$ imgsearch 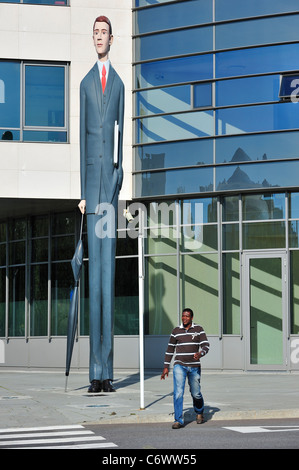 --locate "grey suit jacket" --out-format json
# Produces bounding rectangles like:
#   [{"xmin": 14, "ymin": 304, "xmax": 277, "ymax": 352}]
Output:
[{"xmin": 80, "ymin": 62, "xmax": 124, "ymax": 213}]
